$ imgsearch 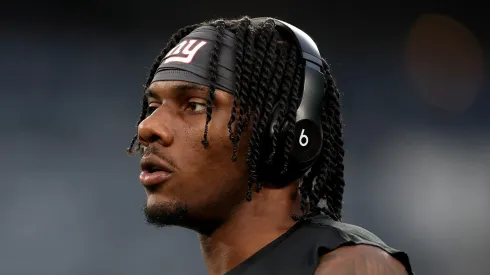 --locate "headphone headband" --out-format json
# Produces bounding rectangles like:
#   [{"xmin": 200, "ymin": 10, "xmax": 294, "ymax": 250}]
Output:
[
  {"xmin": 251, "ymin": 17, "xmax": 326, "ymax": 184},
  {"xmin": 251, "ymin": 18, "xmax": 323, "ymax": 69}
]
